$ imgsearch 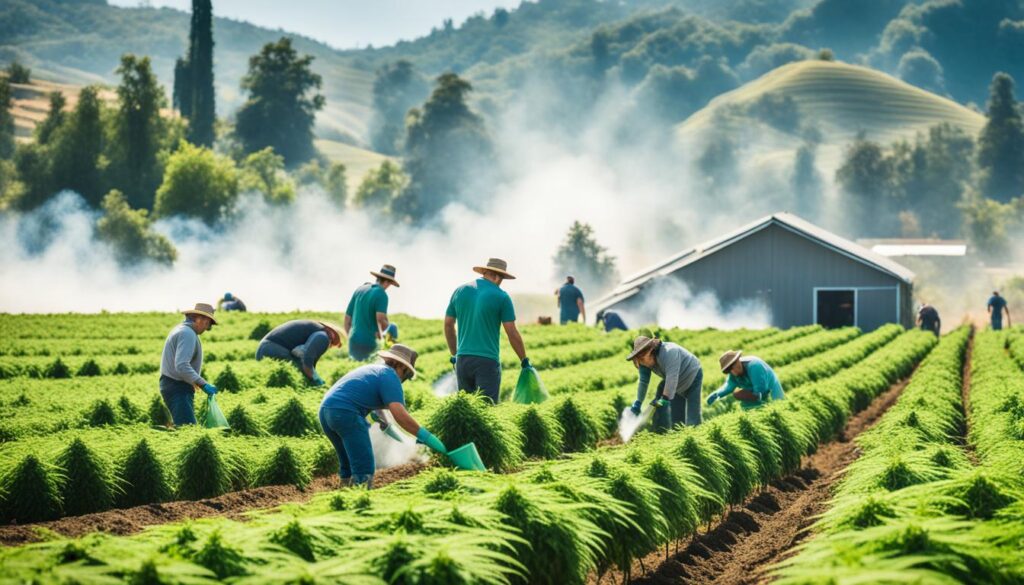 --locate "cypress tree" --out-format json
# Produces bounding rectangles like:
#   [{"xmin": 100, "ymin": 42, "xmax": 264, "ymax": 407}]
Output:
[
  {"xmin": 188, "ymin": 0, "xmax": 216, "ymax": 146},
  {"xmin": 977, "ymin": 72, "xmax": 1024, "ymax": 202},
  {"xmin": 110, "ymin": 55, "xmax": 166, "ymax": 209},
  {"xmin": 173, "ymin": 56, "xmax": 192, "ymax": 118}
]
